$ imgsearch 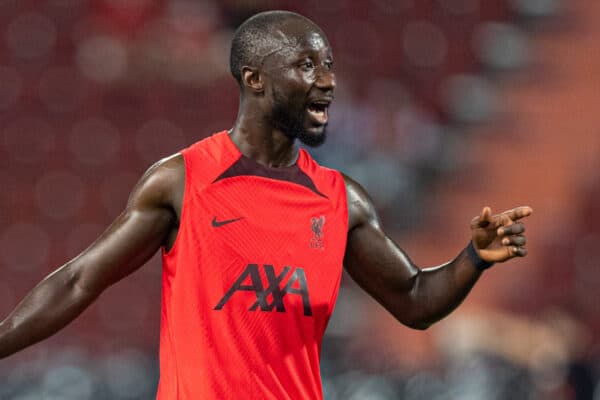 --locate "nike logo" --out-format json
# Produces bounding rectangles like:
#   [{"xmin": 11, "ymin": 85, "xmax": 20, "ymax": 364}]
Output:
[{"xmin": 212, "ymin": 216, "xmax": 244, "ymax": 227}]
